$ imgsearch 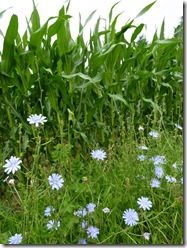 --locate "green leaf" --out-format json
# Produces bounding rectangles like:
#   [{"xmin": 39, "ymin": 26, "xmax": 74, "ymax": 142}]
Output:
[
  {"xmin": 1, "ymin": 14, "xmax": 18, "ymax": 73},
  {"xmin": 108, "ymin": 93, "xmax": 129, "ymax": 107},
  {"xmin": 135, "ymin": 1, "xmax": 156, "ymax": 19},
  {"xmin": 131, "ymin": 23, "xmax": 144, "ymax": 42}
]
